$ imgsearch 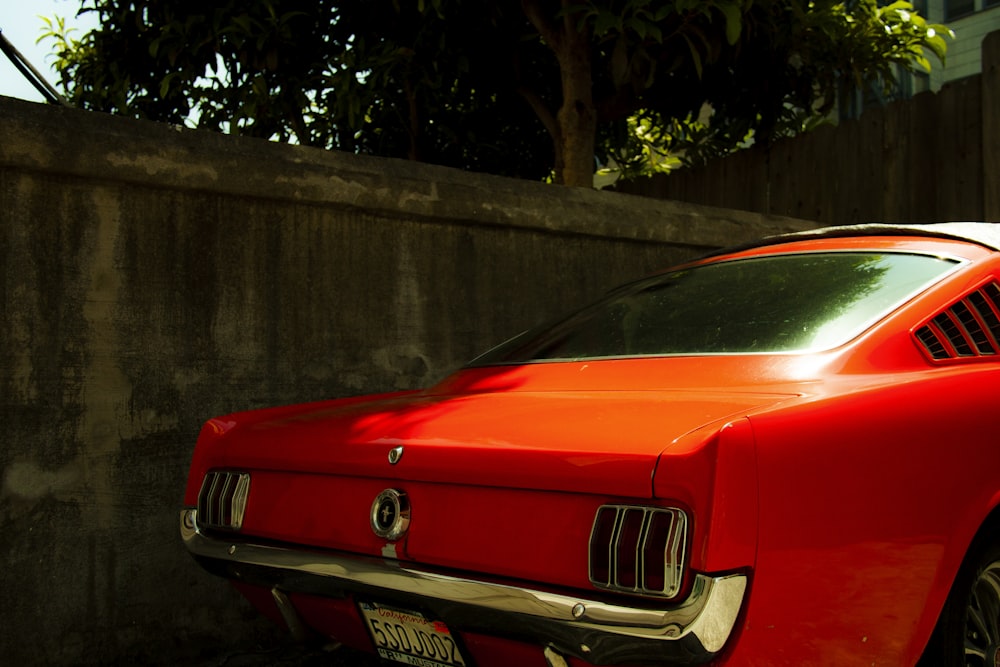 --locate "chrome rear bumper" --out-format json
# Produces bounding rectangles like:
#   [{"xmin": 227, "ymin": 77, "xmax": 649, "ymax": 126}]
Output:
[{"xmin": 180, "ymin": 508, "xmax": 746, "ymax": 665}]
